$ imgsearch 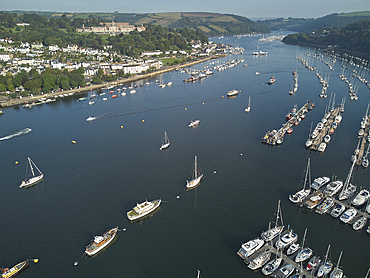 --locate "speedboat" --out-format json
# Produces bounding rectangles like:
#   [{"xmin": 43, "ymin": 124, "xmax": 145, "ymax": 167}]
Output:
[
  {"xmin": 352, "ymin": 189, "xmax": 370, "ymax": 206},
  {"xmin": 295, "ymin": 247, "xmax": 313, "ymax": 263},
  {"xmin": 237, "ymin": 238, "xmax": 264, "ymax": 259},
  {"xmin": 324, "ymin": 180, "xmax": 343, "ymax": 197},
  {"xmin": 86, "ymin": 116, "xmax": 95, "ymax": 122},
  {"xmin": 227, "ymin": 89, "xmax": 239, "ymax": 97},
  {"xmin": 189, "ymin": 120, "xmax": 200, "ymax": 128},
  {"xmin": 340, "ymin": 208, "xmax": 357, "ymax": 224},
  {"xmin": 278, "ymin": 264, "xmax": 295, "ymax": 277},
  {"xmin": 330, "ymin": 204, "xmax": 345, "ymax": 218},
  {"xmin": 353, "ymin": 216, "xmax": 367, "ymax": 231},
  {"xmin": 276, "ymin": 230, "xmax": 298, "ymax": 249},
  {"xmin": 286, "ymin": 242, "xmax": 300, "ymax": 255},
  {"xmin": 262, "ymin": 257, "xmax": 282, "ymax": 276},
  {"xmin": 289, "ymin": 188, "xmax": 310, "ymax": 203},
  {"xmin": 311, "ymin": 177, "xmax": 330, "ymax": 190},
  {"xmin": 318, "ymin": 142, "xmax": 327, "ymax": 152},
  {"xmin": 306, "ymin": 256, "xmax": 321, "ymax": 271}
]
